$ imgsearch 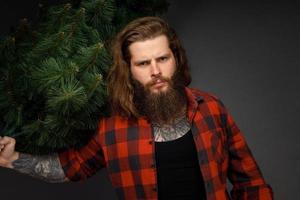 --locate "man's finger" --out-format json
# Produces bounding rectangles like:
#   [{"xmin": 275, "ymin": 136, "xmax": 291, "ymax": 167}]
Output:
[
  {"xmin": 0, "ymin": 136, "xmax": 14, "ymax": 145},
  {"xmin": 0, "ymin": 144, "xmax": 4, "ymax": 152}
]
